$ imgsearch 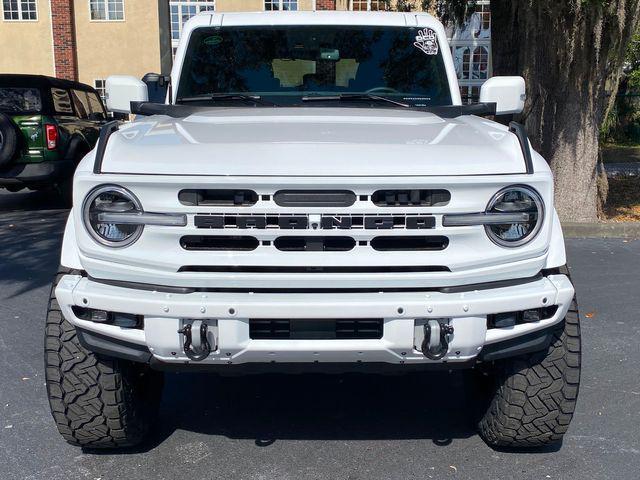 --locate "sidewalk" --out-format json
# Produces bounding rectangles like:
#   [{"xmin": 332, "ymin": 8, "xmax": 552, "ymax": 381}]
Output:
[{"xmin": 562, "ymin": 222, "xmax": 640, "ymax": 239}]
